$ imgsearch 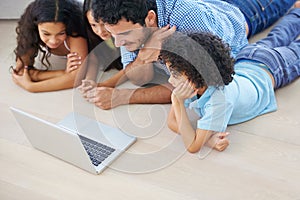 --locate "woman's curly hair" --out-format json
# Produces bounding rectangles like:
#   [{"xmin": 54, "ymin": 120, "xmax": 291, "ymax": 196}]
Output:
[
  {"xmin": 14, "ymin": 0, "xmax": 86, "ymax": 69},
  {"xmin": 160, "ymin": 32, "xmax": 235, "ymax": 88}
]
